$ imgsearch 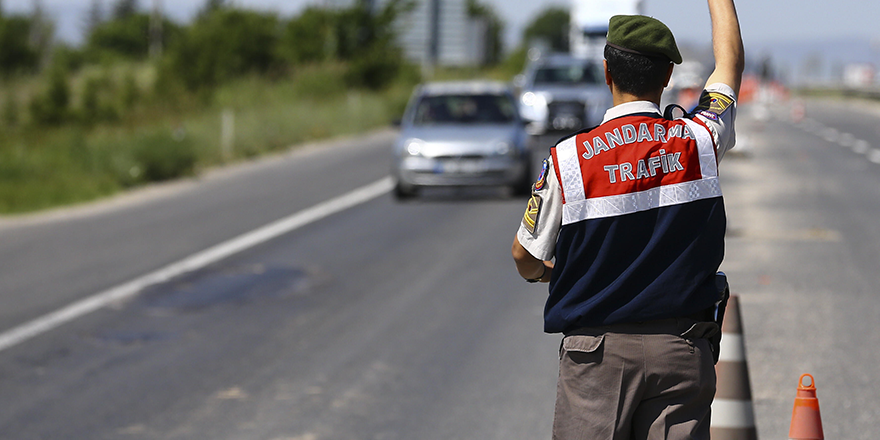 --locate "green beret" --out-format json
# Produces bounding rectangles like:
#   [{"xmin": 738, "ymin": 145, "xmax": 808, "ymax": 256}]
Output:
[{"xmin": 606, "ymin": 15, "xmax": 682, "ymax": 64}]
